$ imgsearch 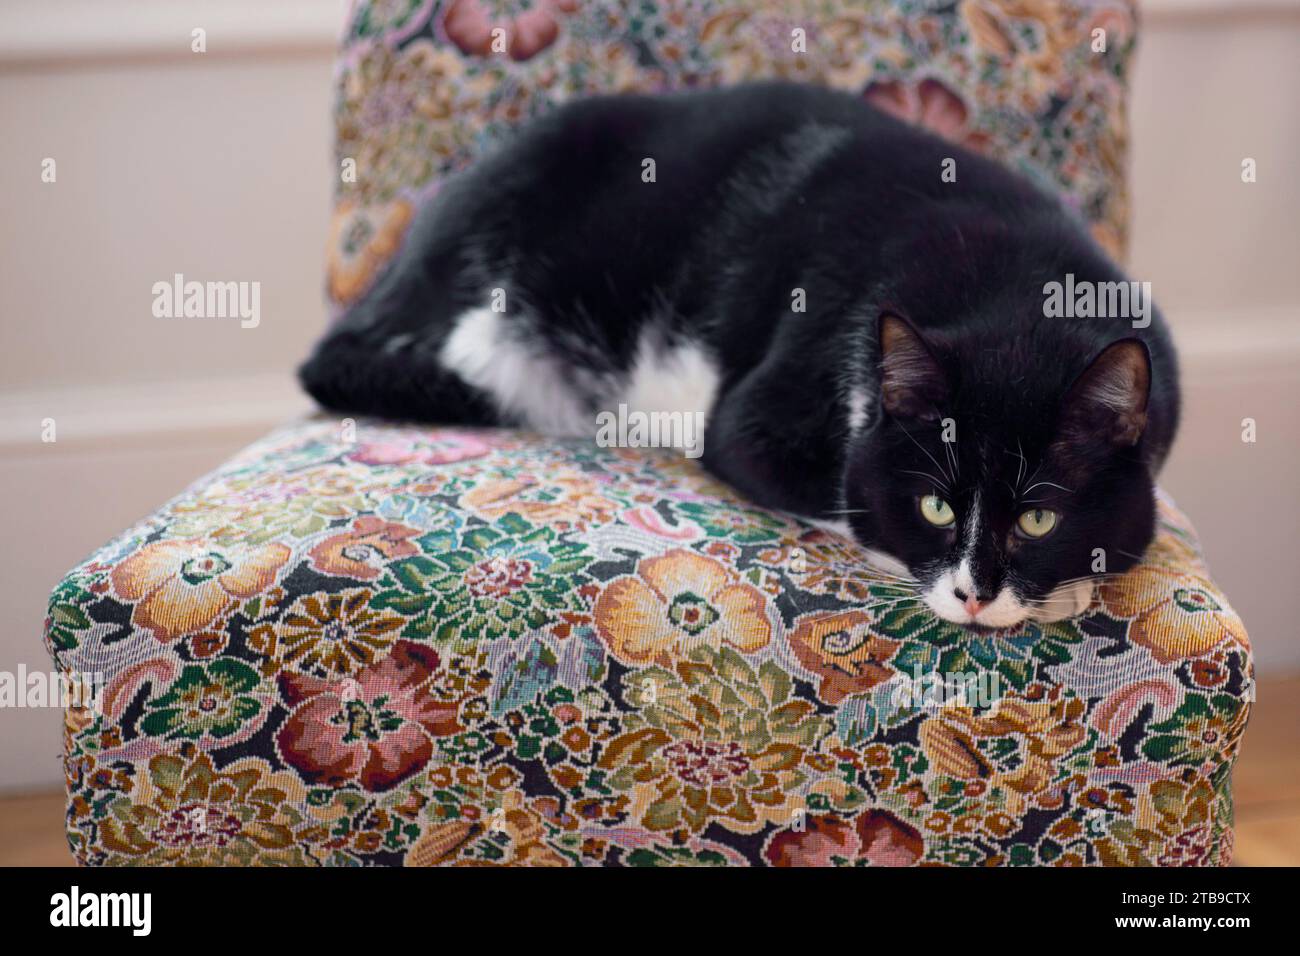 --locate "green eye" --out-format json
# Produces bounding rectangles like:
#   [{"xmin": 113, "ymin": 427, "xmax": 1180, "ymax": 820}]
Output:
[
  {"xmin": 919, "ymin": 495, "xmax": 955, "ymax": 528},
  {"xmin": 1017, "ymin": 508, "xmax": 1059, "ymax": 538}
]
